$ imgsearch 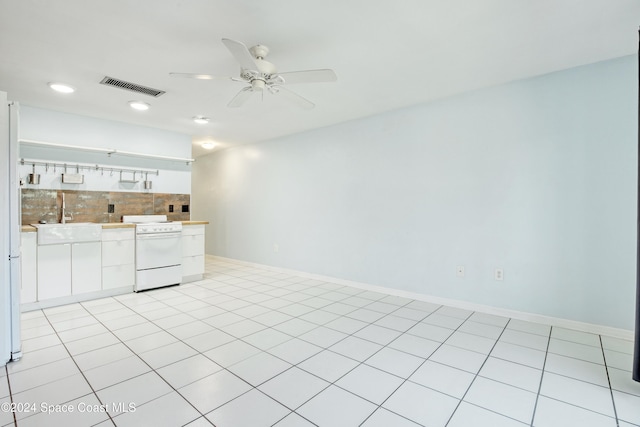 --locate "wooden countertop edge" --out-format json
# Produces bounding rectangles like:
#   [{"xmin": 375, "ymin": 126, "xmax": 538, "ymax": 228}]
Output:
[
  {"xmin": 22, "ymin": 221, "xmax": 208, "ymax": 232},
  {"xmin": 101, "ymin": 223, "xmax": 136, "ymax": 229}
]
